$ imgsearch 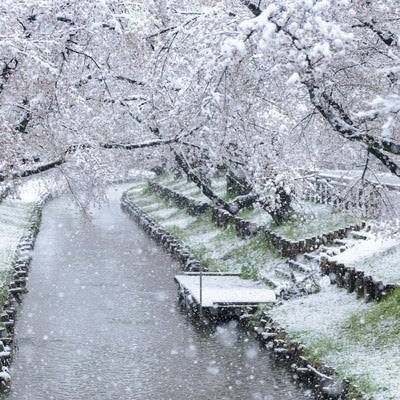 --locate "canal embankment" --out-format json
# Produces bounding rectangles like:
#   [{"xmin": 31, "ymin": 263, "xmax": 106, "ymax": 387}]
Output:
[
  {"xmin": 0, "ymin": 186, "xmax": 50, "ymax": 390},
  {"xmin": 123, "ymin": 177, "xmax": 400, "ymax": 400}
]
